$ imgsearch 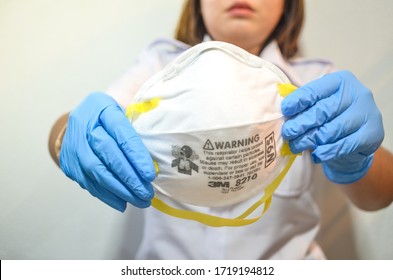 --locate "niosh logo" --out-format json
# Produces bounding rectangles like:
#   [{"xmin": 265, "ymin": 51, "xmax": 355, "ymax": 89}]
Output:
[
  {"xmin": 171, "ymin": 145, "xmax": 199, "ymax": 175},
  {"xmin": 212, "ymin": 134, "xmax": 260, "ymax": 150}
]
